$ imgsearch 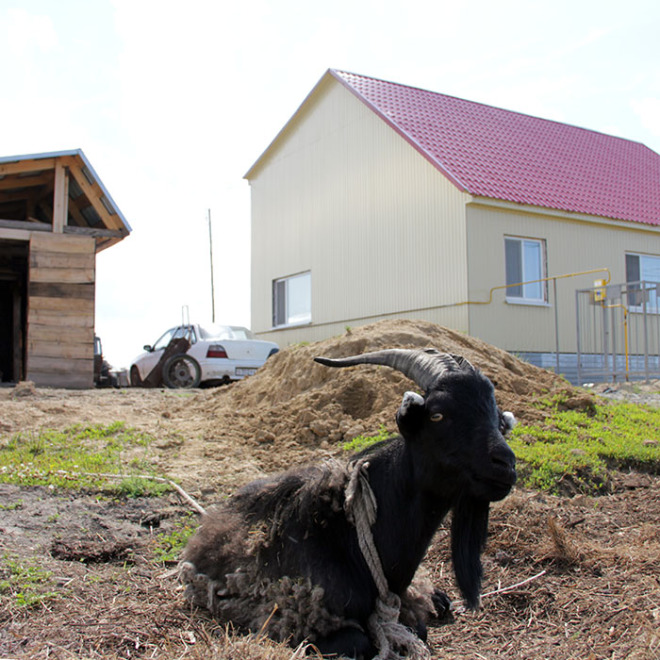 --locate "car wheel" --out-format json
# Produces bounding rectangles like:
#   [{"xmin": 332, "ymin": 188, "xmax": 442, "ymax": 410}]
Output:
[
  {"xmin": 162, "ymin": 354, "xmax": 202, "ymax": 389},
  {"xmin": 130, "ymin": 366, "xmax": 142, "ymax": 387}
]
